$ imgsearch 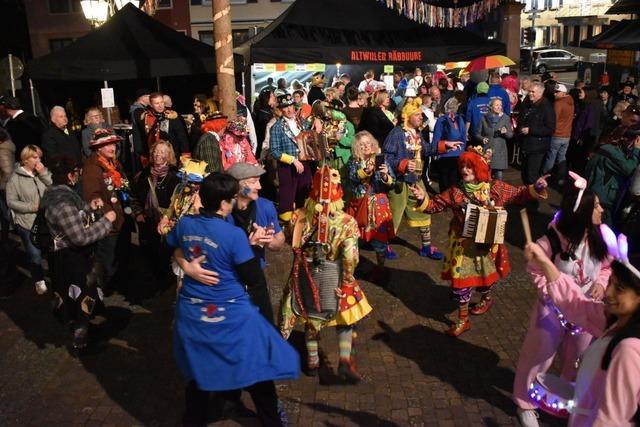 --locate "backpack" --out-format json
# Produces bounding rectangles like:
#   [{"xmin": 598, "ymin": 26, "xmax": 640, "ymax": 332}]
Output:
[{"xmin": 30, "ymin": 208, "xmax": 53, "ymax": 252}]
